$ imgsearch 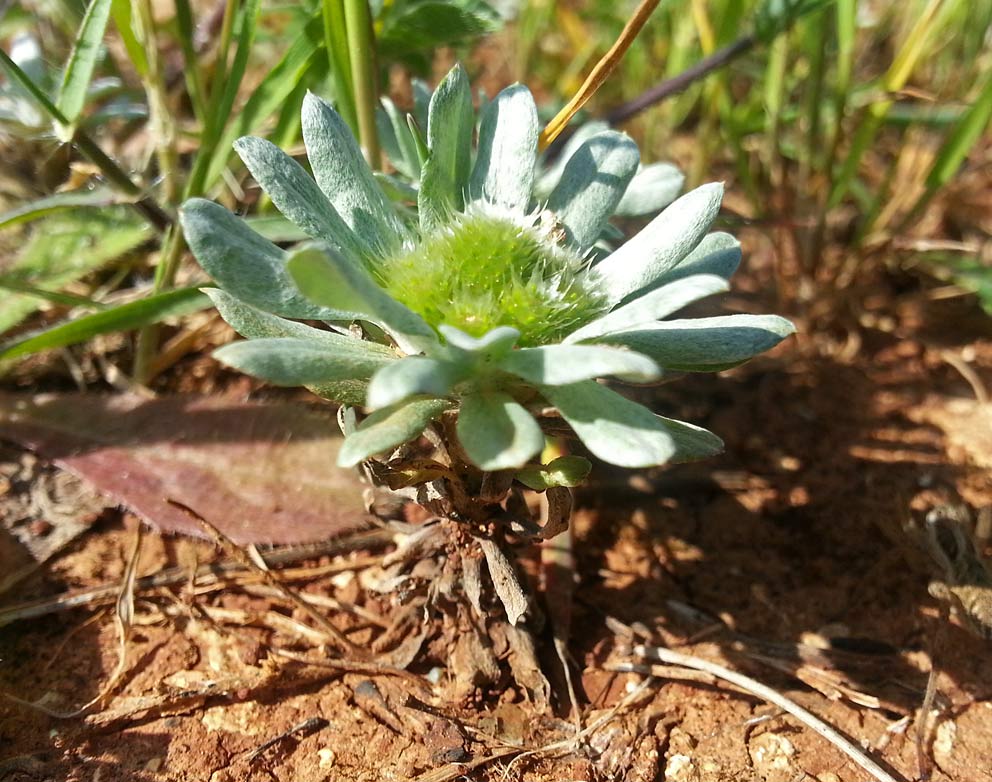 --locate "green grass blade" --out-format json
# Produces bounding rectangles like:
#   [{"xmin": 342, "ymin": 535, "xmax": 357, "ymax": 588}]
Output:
[
  {"xmin": 896, "ymin": 70, "xmax": 992, "ymax": 229},
  {"xmin": 173, "ymin": 0, "xmax": 208, "ymax": 124},
  {"xmin": 0, "ymin": 278, "xmax": 106, "ymax": 310},
  {"xmin": 57, "ymin": 0, "xmax": 113, "ymax": 125},
  {"xmin": 925, "ymin": 73, "xmax": 992, "ymax": 190},
  {"xmin": 185, "ymin": 0, "xmax": 262, "ymax": 198},
  {"xmin": 322, "ymin": 0, "xmax": 358, "ymax": 135},
  {"xmin": 109, "ymin": 0, "xmax": 149, "ymax": 76},
  {"xmin": 0, "ymin": 288, "xmax": 210, "ymax": 361},
  {"xmin": 202, "ymin": 11, "xmax": 323, "ymax": 191},
  {"xmin": 0, "ymin": 48, "xmax": 68, "ymax": 124},
  {"xmin": 828, "ymin": 0, "xmax": 945, "ymax": 209},
  {"xmin": 0, "ymin": 189, "xmax": 117, "ymax": 229}
]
